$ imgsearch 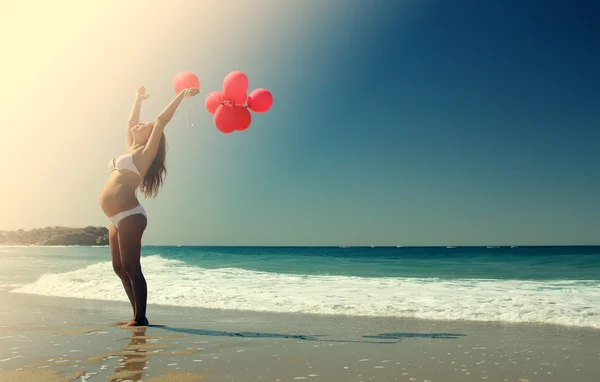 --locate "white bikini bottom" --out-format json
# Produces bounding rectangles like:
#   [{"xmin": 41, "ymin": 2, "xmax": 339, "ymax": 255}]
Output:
[{"xmin": 109, "ymin": 204, "xmax": 147, "ymax": 229}]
